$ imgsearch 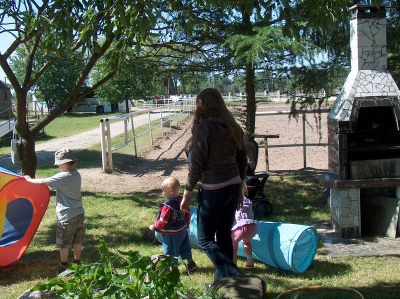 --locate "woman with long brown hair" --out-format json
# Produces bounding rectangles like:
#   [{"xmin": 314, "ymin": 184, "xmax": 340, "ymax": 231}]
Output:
[{"xmin": 180, "ymin": 88, "xmax": 248, "ymax": 282}]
